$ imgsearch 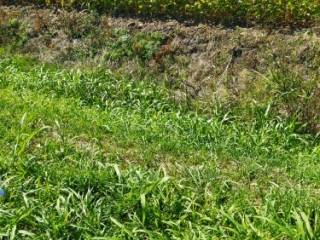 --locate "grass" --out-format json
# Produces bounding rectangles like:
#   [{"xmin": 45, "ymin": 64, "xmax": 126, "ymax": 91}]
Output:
[{"xmin": 1, "ymin": 51, "xmax": 320, "ymax": 239}]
